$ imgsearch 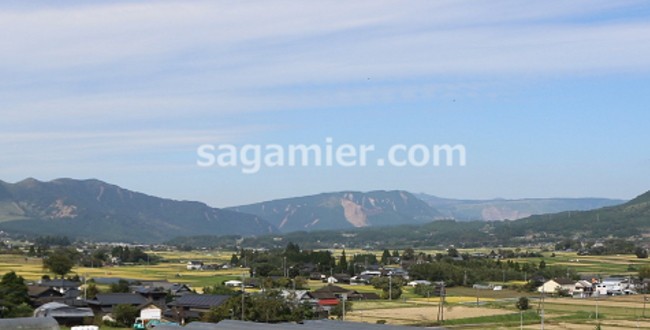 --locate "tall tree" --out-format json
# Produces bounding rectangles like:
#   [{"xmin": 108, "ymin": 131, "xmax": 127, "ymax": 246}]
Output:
[
  {"xmin": 381, "ymin": 249, "xmax": 391, "ymax": 265},
  {"xmin": 0, "ymin": 271, "xmax": 32, "ymax": 318},
  {"xmin": 43, "ymin": 249, "xmax": 75, "ymax": 278},
  {"xmin": 339, "ymin": 250, "xmax": 348, "ymax": 273},
  {"xmin": 230, "ymin": 254, "xmax": 239, "ymax": 265}
]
